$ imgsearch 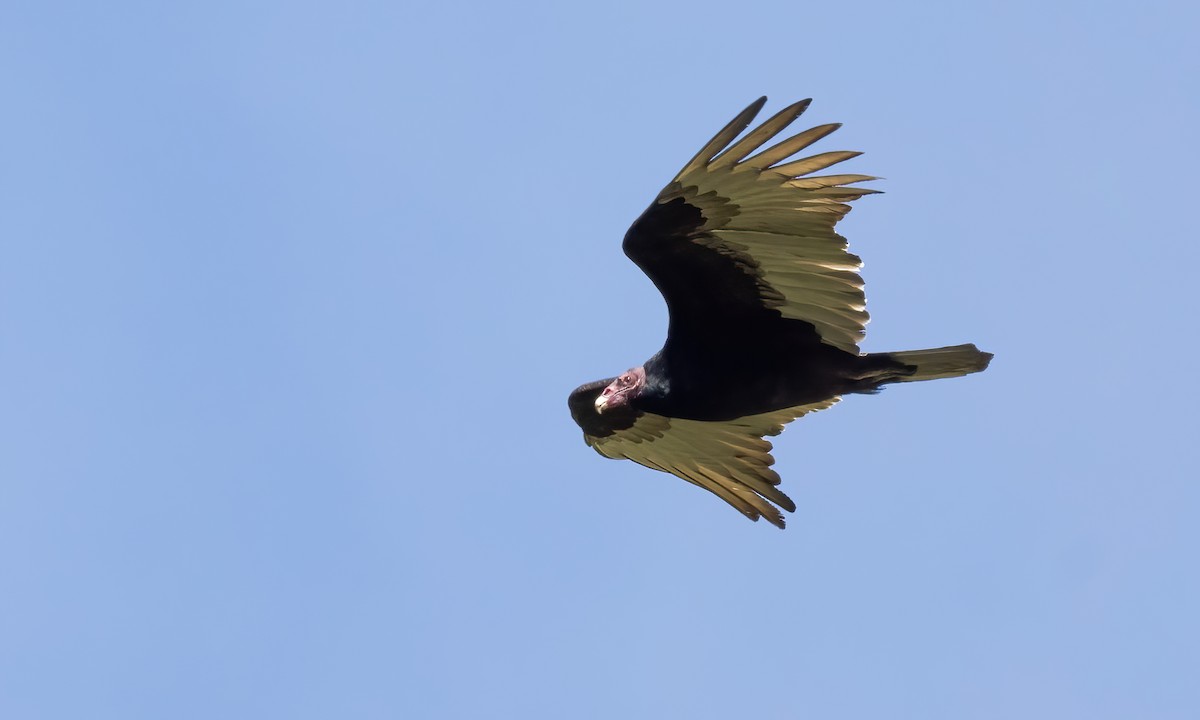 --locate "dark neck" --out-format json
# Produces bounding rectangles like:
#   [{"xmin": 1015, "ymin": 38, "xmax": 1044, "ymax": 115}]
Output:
[{"xmin": 633, "ymin": 355, "xmax": 671, "ymax": 413}]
